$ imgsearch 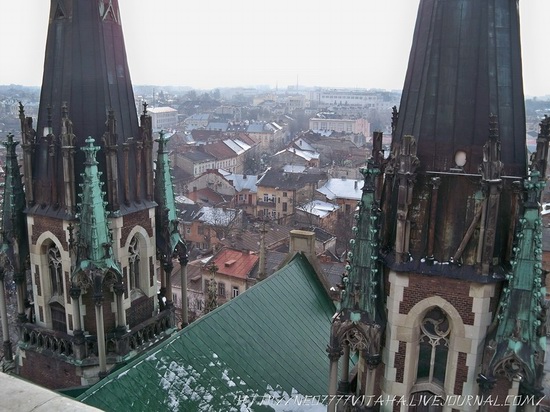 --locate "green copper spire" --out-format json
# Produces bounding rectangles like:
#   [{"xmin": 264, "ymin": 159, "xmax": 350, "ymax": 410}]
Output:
[
  {"xmin": 485, "ymin": 170, "xmax": 546, "ymax": 396},
  {"xmin": 73, "ymin": 137, "xmax": 120, "ymax": 276},
  {"xmin": 0, "ymin": 133, "xmax": 29, "ymax": 360},
  {"xmin": 0, "ymin": 133, "xmax": 28, "ymax": 274},
  {"xmin": 154, "ymin": 131, "xmax": 186, "ymax": 269},
  {"xmin": 340, "ymin": 160, "xmax": 383, "ymax": 324},
  {"xmin": 327, "ymin": 139, "xmax": 385, "ymax": 396}
]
